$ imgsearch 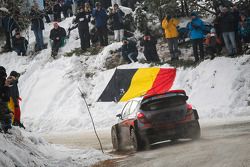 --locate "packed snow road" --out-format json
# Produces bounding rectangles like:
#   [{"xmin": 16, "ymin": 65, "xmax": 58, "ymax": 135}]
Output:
[{"xmin": 44, "ymin": 119, "xmax": 250, "ymax": 167}]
